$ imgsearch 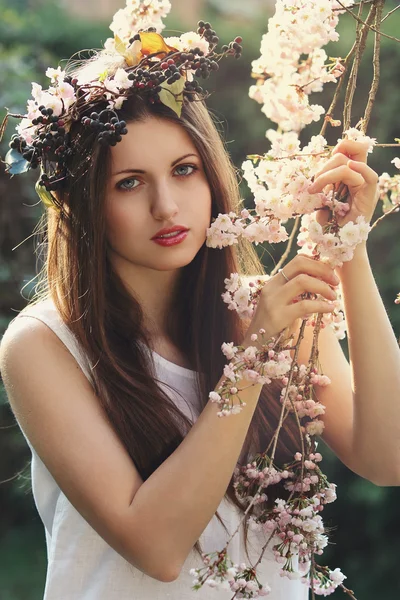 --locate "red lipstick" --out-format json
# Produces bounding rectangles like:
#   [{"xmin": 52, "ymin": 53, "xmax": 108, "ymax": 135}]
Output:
[{"xmin": 151, "ymin": 225, "xmax": 189, "ymax": 246}]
